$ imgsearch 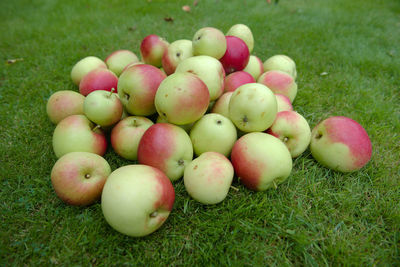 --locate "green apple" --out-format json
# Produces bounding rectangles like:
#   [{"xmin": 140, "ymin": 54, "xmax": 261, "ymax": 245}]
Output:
[
  {"xmin": 162, "ymin": 39, "xmax": 193, "ymax": 75},
  {"xmin": 226, "ymin": 23, "xmax": 254, "ymax": 53},
  {"xmin": 70, "ymin": 56, "xmax": 107, "ymax": 86},
  {"xmin": 105, "ymin": 49, "xmax": 140, "ymax": 76},
  {"xmin": 192, "ymin": 27, "xmax": 227, "ymax": 59},
  {"xmin": 263, "ymin": 54, "xmax": 297, "ymax": 79},
  {"xmin": 46, "ymin": 90, "xmax": 85, "ymax": 124},
  {"xmin": 243, "ymin": 55, "xmax": 264, "ymax": 80}
]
